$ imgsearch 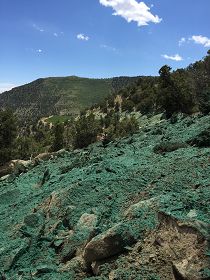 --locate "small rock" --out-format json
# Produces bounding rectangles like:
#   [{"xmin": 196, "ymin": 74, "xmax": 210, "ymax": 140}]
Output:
[
  {"xmin": 109, "ymin": 270, "xmax": 118, "ymax": 280},
  {"xmin": 186, "ymin": 210, "xmax": 198, "ymax": 219}
]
